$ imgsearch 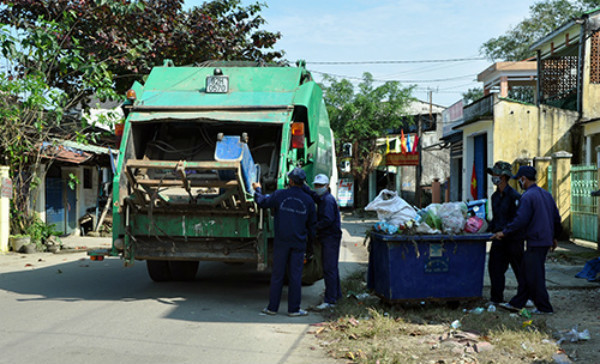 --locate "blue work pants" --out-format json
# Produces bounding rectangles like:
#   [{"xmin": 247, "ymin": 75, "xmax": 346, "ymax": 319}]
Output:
[
  {"xmin": 488, "ymin": 239, "xmax": 524, "ymax": 303},
  {"xmin": 509, "ymin": 246, "xmax": 553, "ymax": 312},
  {"xmin": 321, "ymin": 235, "xmax": 342, "ymax": 304},
  {"xmin": 268, "ymin": 243, "xmax": 304, "ymax": 313}
]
